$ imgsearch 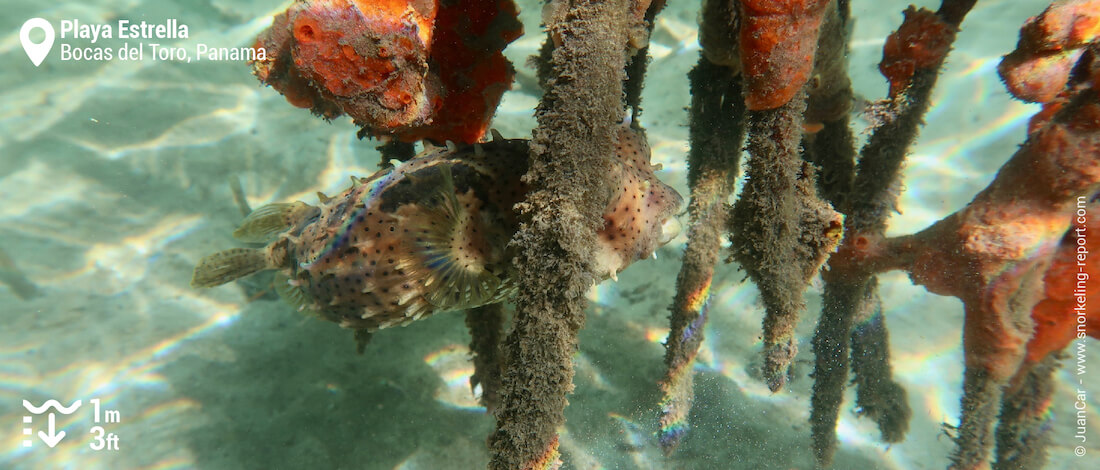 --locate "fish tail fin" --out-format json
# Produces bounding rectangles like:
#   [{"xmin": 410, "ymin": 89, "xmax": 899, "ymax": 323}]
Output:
[
  {"xmin": 191, "ymin": 248, "xmax": 272, "ymax": 287},
  {"xmin": 233, "ymin": 202, "xmax": 318, "ymax": 243}
]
